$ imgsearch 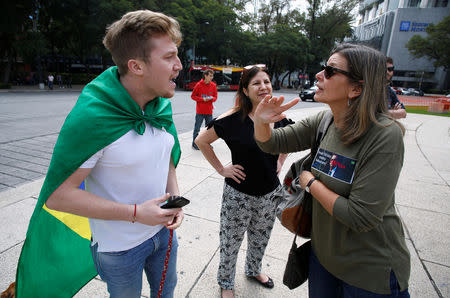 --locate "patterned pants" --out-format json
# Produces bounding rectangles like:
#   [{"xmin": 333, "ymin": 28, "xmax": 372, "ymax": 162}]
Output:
[{"xmin": 217, "ymin": 183, "xmax": 282, "ymax": 290}]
